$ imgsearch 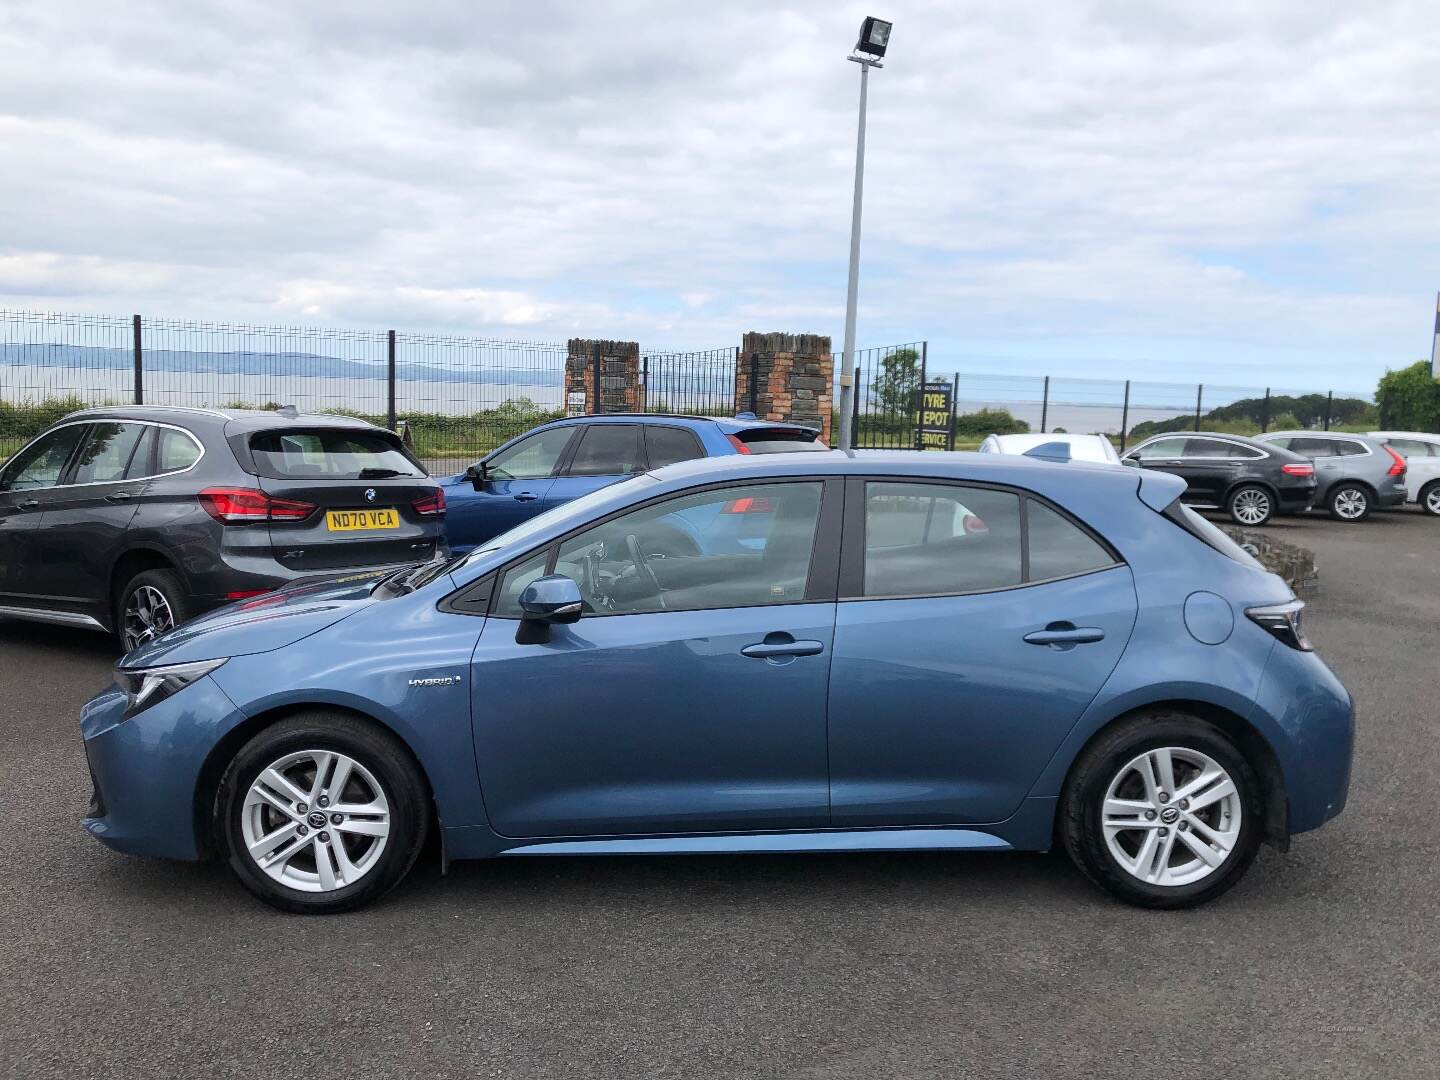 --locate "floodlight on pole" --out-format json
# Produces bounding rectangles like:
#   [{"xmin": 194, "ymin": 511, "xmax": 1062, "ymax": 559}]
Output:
[{"xmin": 836, "ymin": 17, "xmax": 892, "ymax": 452}]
